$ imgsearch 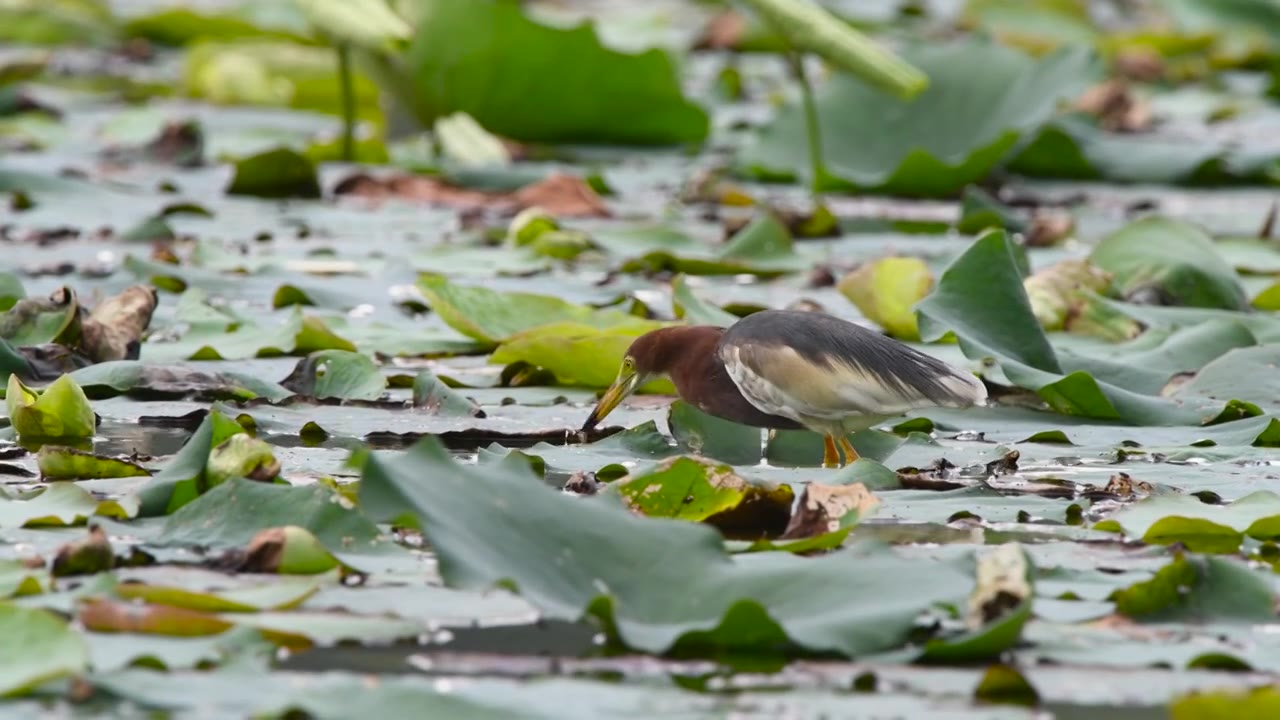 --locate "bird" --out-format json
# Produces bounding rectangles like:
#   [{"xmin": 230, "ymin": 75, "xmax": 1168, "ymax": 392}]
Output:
[{"xmin": 581, "ymin": 309, "xmax": 987, "ymax": 467}]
